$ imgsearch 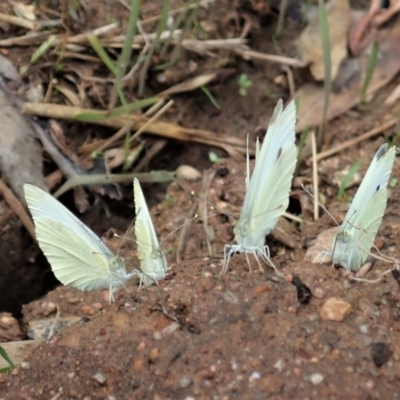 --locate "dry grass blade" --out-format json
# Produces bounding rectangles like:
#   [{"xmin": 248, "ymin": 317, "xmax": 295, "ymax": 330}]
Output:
[
  {"xmin": 308, "ymin": 118, "xmax": 397, "ymax": 163},
  {"xmin": 54, "ymin": 170, "xmax": 177, "ymax": 198},
  {"xmin": 0, "ymin": 12, "xmax": 39, "ymax": 30},
  {"xmin": 198, "ymin": 170, "xmax": 216, "ymax": 256},
  {"xmin": 159, "ymin": 73, "xmax": 217, "ymax": 97},
  {"xmin": 311, "ymin": 130, "xmax": 319, "ymax": 220},
  {"xmin": 22, "ymin": 102, "xmax": 250, "ymax": 155},
  {"xmin": 234, "ymin": 46, "xmax": 307, "ymax": 67}
]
